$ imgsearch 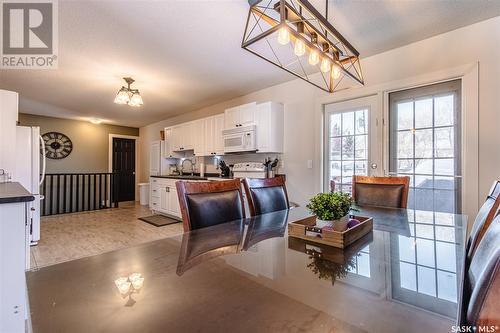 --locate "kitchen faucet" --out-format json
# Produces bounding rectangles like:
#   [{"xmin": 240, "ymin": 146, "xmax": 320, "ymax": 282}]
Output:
[{"xmin": 180, "ymin": 158, "xmax": 196, "ymax": 176}]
